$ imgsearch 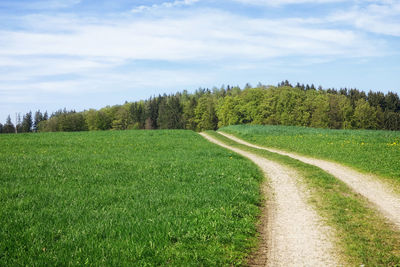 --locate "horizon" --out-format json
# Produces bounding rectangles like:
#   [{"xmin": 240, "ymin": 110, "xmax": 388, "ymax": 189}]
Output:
[{"xmin": 1, "ymin": 0, "xmax": 399, "ymax": 122}]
